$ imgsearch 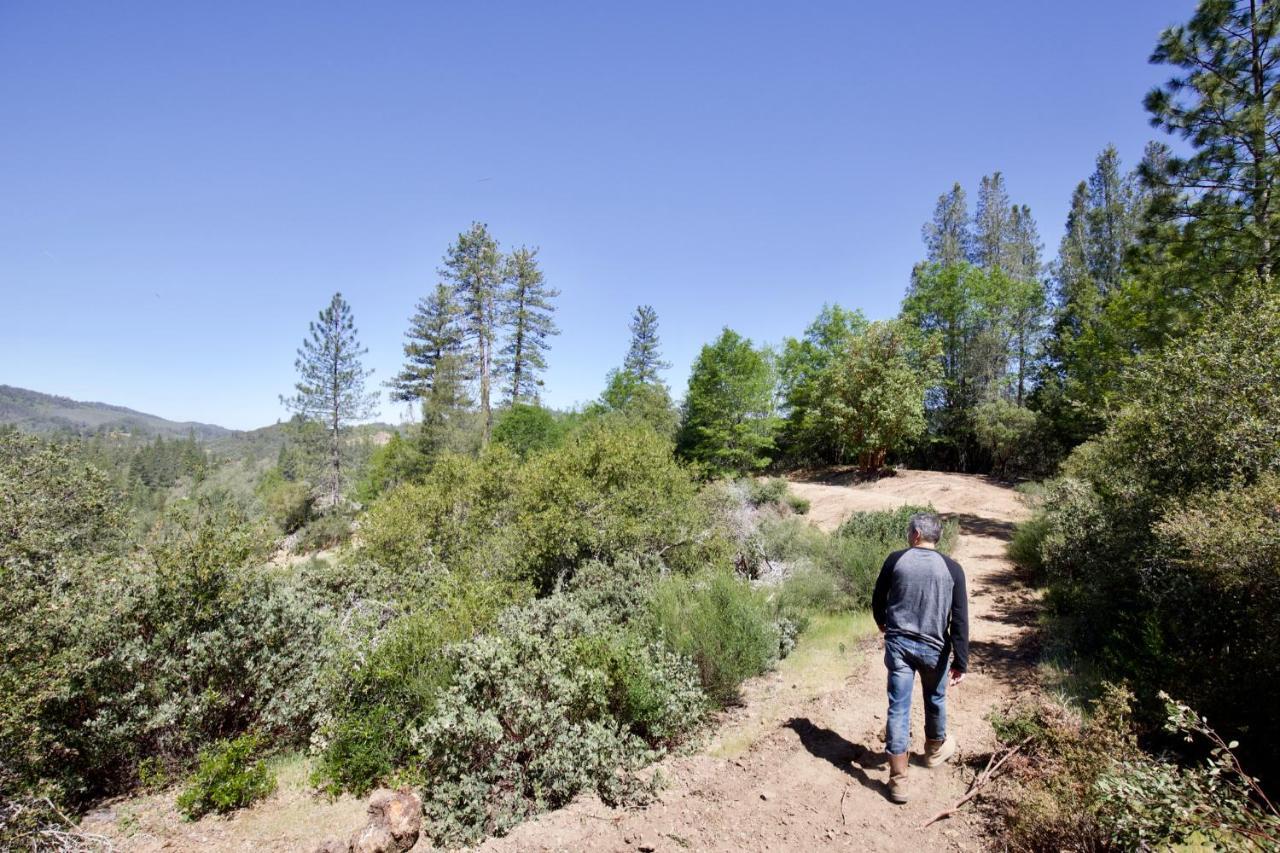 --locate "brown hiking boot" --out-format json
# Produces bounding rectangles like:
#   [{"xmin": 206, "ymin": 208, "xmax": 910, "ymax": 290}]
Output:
[
  {"xmin": 924, "ymin": 736, "xmax": 956, "ymax": 768},
  {"xmin": 887, "ymin": 752, "xmax": 910, "ymax": 804}
]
